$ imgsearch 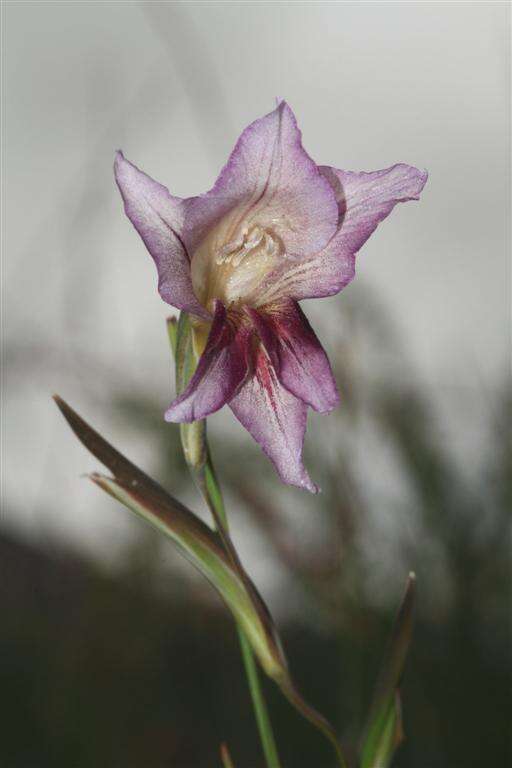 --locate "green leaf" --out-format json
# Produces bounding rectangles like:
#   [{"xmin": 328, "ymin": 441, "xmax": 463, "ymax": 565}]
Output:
[
  {"xmin": 54, "ymin": 395, "xmax": 283, "ymax": 679},
  {"xmin": 359, "ymin": 573, "xmax": 415, "ymax": 768},
  {"xmin": 54, "ymin": 395, "xmax": 347, "ymax": 768}
]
